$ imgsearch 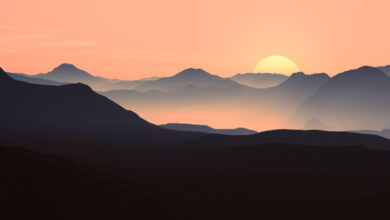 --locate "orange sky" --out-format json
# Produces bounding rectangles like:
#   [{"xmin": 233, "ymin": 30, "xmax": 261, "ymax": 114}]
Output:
[{"xmin": 1, "ymin": 0, "xmax": 390, "ymax": 80}]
